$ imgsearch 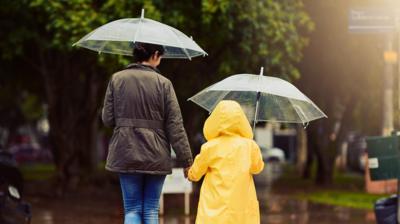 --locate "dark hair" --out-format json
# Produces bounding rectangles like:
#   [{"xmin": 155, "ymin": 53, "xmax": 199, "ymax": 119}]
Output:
[{"xmin": 133, "ymin": 42, "xmax": 165, "ymax": 62}]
